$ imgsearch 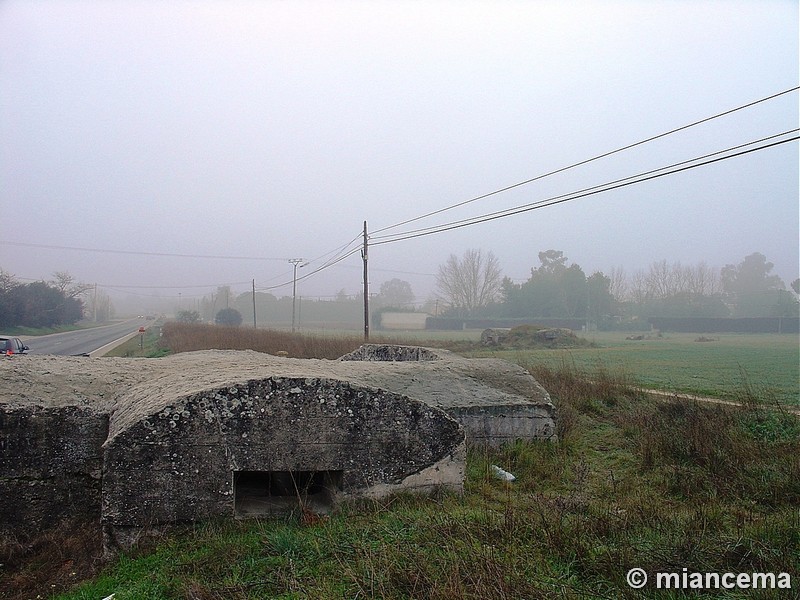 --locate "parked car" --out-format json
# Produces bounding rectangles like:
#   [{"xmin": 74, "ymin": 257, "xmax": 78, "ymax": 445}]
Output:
[{"xmin": 1, "ymin": 336, "xmax": 29, "ymax": 356}]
